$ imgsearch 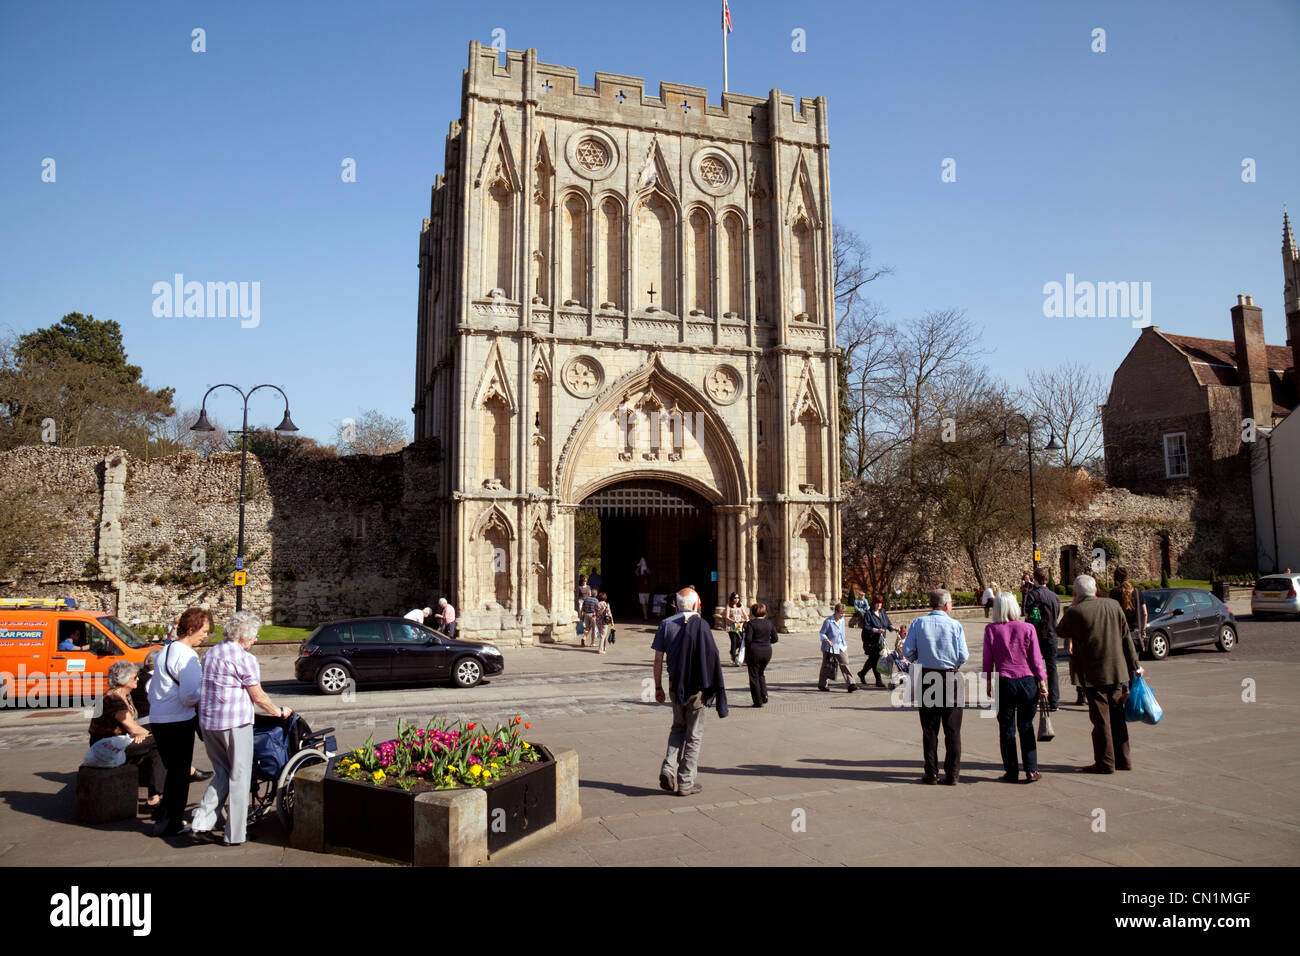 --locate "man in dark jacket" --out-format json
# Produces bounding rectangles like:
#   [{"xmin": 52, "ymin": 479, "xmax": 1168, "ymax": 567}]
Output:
[
  {"xmin": 652, "ymin": 587, "xmax": 727, "ymax": 796},
  {"xmin": 1023, "ymin": 567, "xmax": 1062, "ymax": 710},
  {"xmin": 1057, "ymin": 574, "xmax": 1143, "ymax": 774}
]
